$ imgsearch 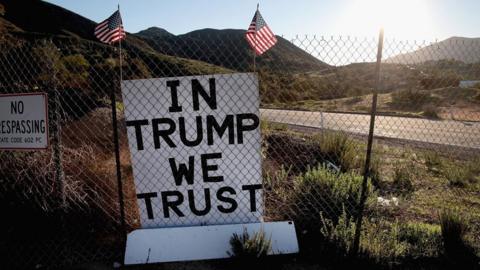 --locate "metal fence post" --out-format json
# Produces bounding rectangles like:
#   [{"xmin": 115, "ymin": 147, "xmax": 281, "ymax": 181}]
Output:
[
  {"xmin": 45, "ymin": 38, "xmax": 69, "ymax": 266},
  {"xmin": 50, "ymin": 42, "xmax": 66, "ymax": 208},
  {"xmin": 351, "ymin": 28, "xmax": 384, "ymax": 257},
  {"xmin": 111, "ymin": 40, "xmax": 127, "ymax": 242}
]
